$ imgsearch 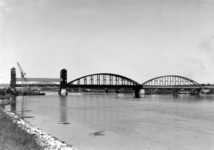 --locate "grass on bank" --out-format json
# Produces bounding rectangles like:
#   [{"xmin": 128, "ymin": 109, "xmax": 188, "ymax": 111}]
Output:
[{"xmin": 0, "ymin": 109, "xmax": 44, "ymax": 150}]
